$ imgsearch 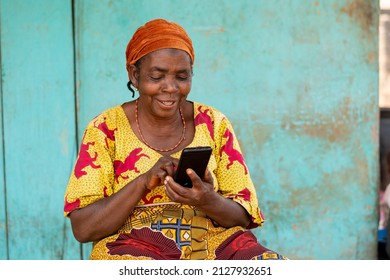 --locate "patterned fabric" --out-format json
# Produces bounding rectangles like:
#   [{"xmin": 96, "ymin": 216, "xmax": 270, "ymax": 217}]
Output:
[{"xmin": 64, "ymin": 101, "xmax": 287, "ymax": 260}]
